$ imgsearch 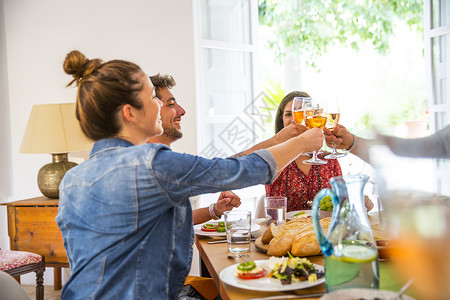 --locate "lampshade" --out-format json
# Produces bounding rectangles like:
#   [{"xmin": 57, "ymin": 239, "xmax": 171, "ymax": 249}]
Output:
[
  {"xmin": 20, "ymin": 103, "xmax": 92, "ymax": 154},
  {"xmin": 20, "ymin": 103, "xmax": 92, "ymax": 198}
]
